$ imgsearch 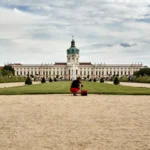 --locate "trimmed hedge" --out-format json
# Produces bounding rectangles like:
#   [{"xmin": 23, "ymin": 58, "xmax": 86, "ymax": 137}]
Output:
[
  {"xmin": 25, "ymin": 76, "xmax": 32, "ymax": 85},
  {"xmin": 114, "ymin": 77, "xmax": 120, "ymax": 85},
  {"xmin": 119, "ymin": 76, "xmax": 128, "ymax": 82},
  {"xmin": 41, "ymin": 77, "xmax": 46, "ymax": 83},
  {"xmin": 0, "ymin": 76, "xmax": 26, "ymax": 83},
  {"xmin": 134, "ymin": 76, "xmax": 150, "ymax": 83},
  {"xmin": 100, "ymin": 78, "xmax": 104, "ymax": 83}
]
